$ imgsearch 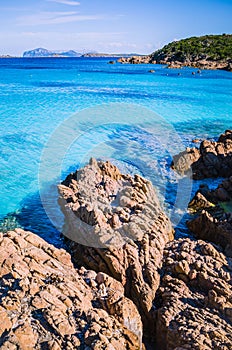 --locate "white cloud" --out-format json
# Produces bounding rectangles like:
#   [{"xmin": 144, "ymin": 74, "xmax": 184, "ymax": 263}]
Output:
[
  {"xmin": 18, "ymin": 31, "xmax": 126, "ymax": 47},
  {"xmin": 18, "ymin": 31, "xmax": 125, "ymax": 40},
  {"xmin": 0, "ymin": 31, "xmax": 150, "ymax": 56},
  {"xmin": 17, "ymin": 11, "xmax": 105, "ymax": 25},
  {"xmin": 47, "ymin": 0, "xmax": 81, "ymax": 5},
  {"xmin": 100, "ymin": 41, "xmax": 138, "ymax": 49}
]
